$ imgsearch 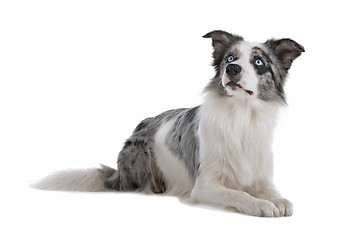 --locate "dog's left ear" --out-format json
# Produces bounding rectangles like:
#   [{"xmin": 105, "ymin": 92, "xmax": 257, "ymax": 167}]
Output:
[
  {"xmin": 203, "ymin": 30, "xmax": 243, "ymax": 56},
  {"xmin": 265, "ymin": 38, "xmax": 305, "ymax": 70},
  {"xmin": 203, "ymin": 30, "xmax": 243, "ymax": 69}
]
